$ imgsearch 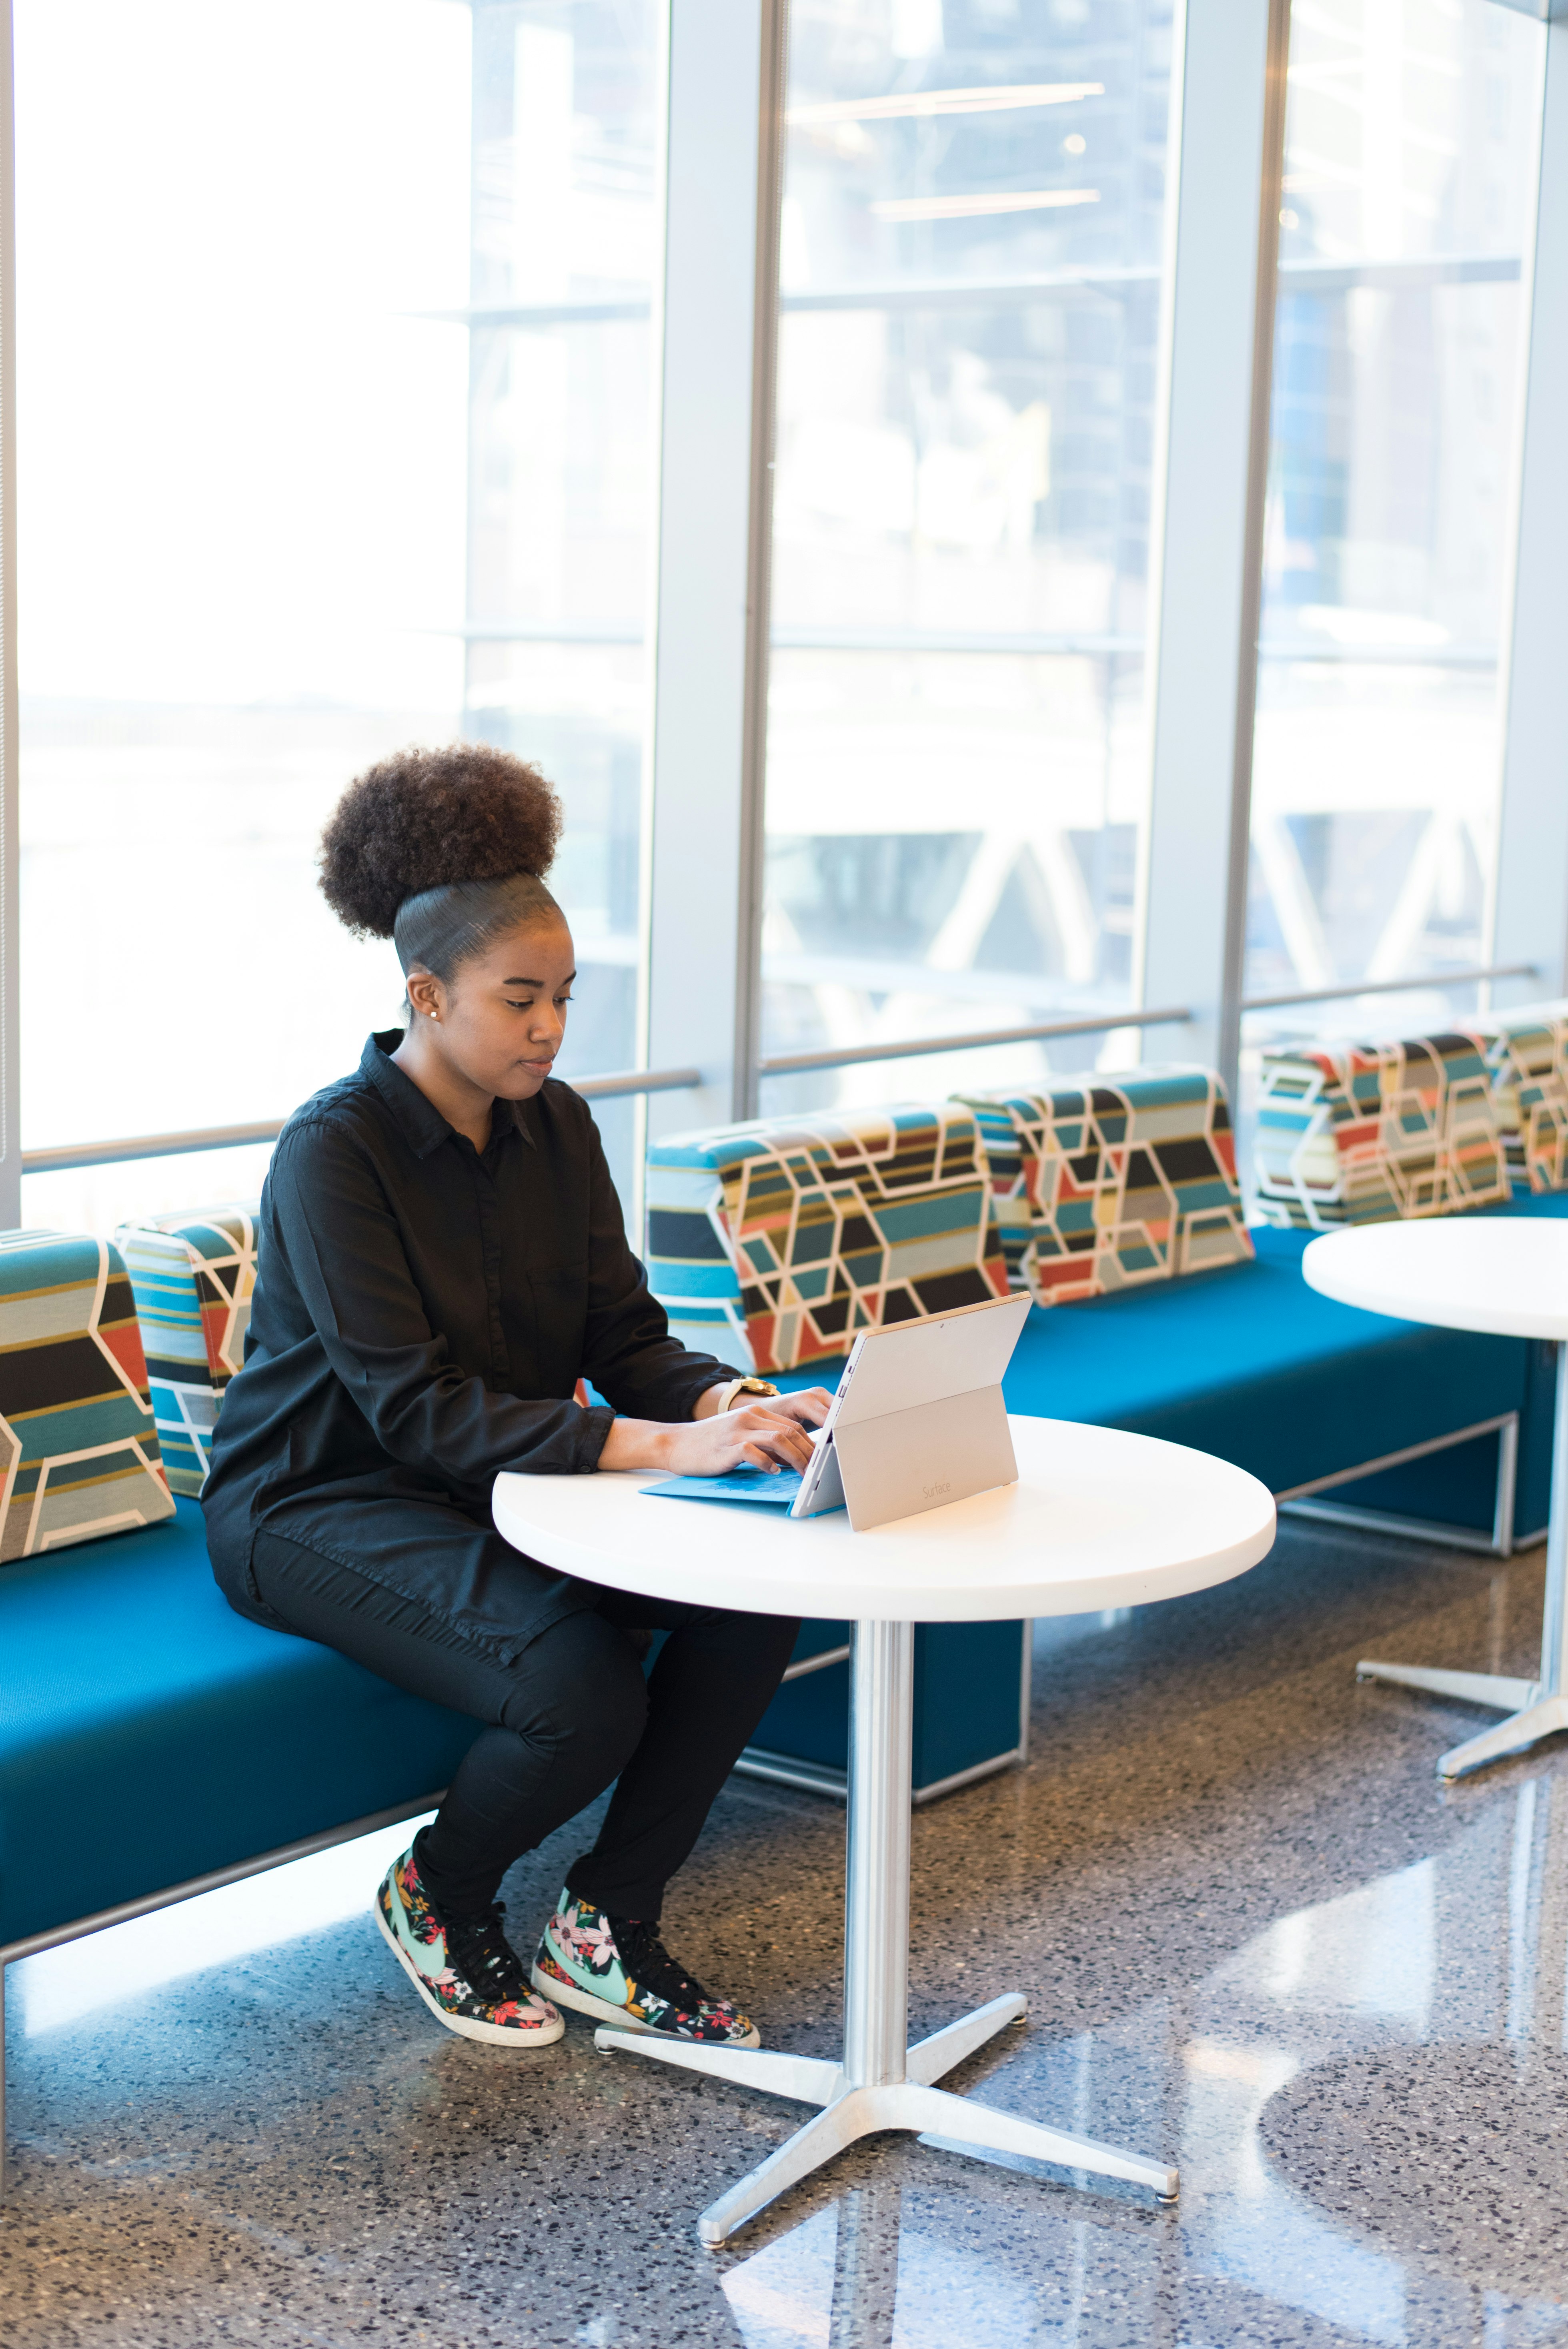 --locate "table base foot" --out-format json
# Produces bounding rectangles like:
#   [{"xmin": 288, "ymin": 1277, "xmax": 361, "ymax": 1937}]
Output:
[
  {"xmin": 905, "ymin": 1992, "xmax": 1026, "ymax": 2085},
  {"xmin": 1439, "ymin": 1693, "xmax": 1568, "ymax": 1780},
  {"xmin": 695, "ymin": 2089, "xmax": 883, "ymax": 2247},
  {"xmin": 1357, "ymin": 1661, "xmax": 1537, "ymax": 1712},
  {"xmin": 593, "ymin": 1998, "xmax": 1177, "ymax": 2247},
  {"xmin": 901, "ymin": 2080, "xmax": 1177, "ymax": 2201},
  {"xmin": 592, "ymin": 2030, "xmax": 842, "ymax": 2106}
]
